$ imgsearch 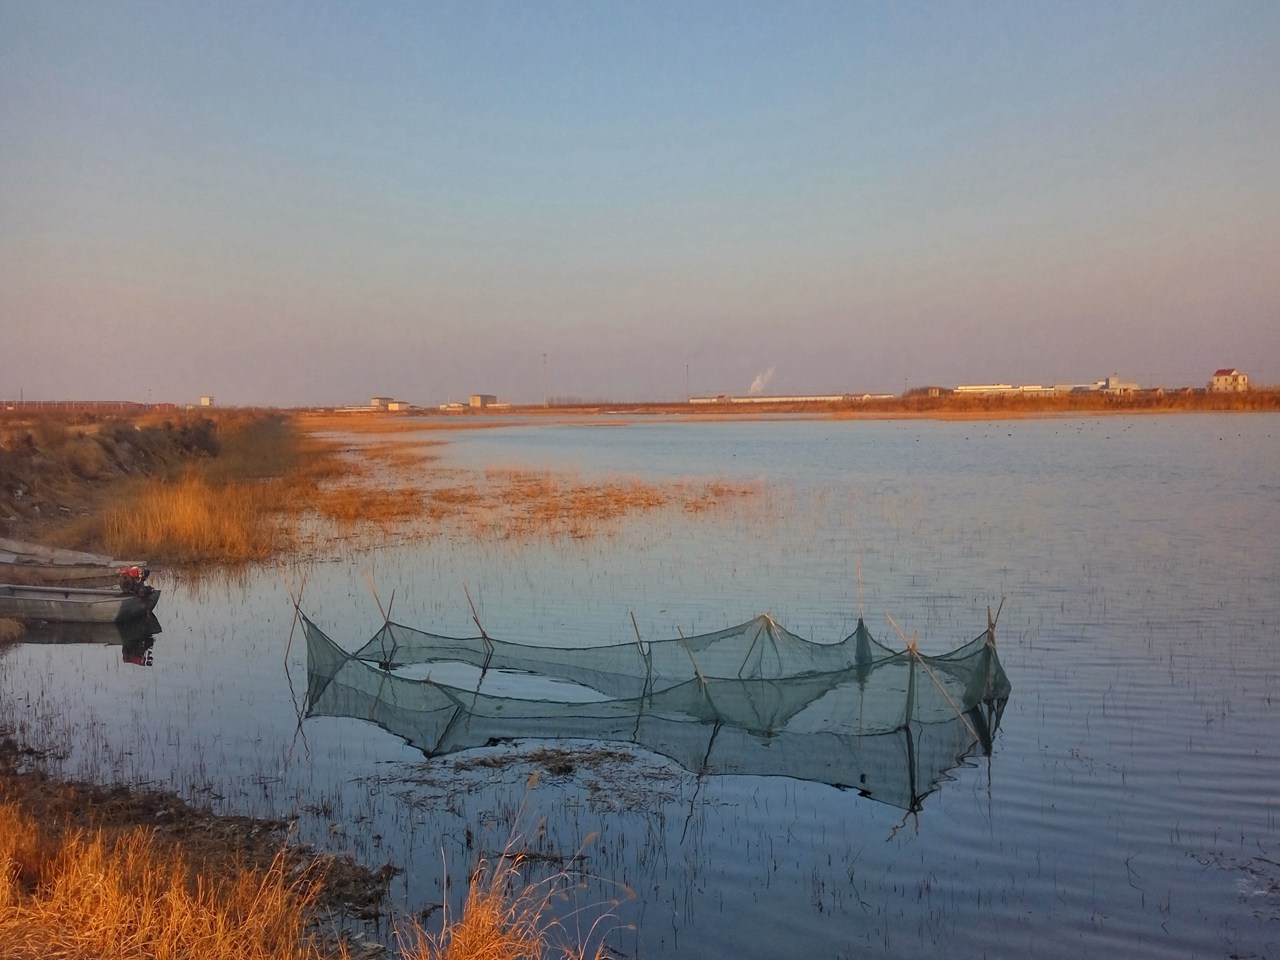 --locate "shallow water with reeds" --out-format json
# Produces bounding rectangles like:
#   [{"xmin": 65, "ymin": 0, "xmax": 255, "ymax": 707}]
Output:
[{"xmin": 3, "ymin": 413, "xmax": 1278, "ymax": 958}]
